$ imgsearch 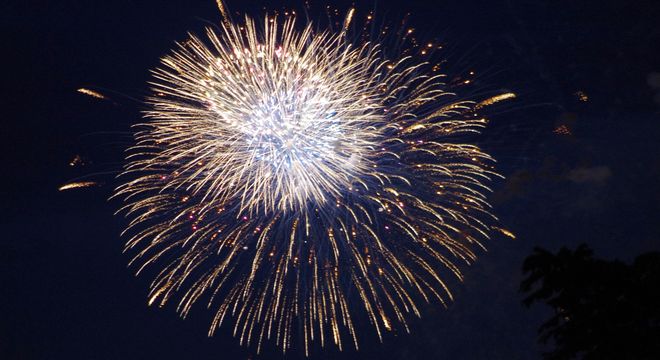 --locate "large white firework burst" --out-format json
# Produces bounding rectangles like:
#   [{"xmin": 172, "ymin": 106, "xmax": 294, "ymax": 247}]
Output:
[{"xmin": 115, "ymin": 7, "xmax": 506, "ymax": 356}]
